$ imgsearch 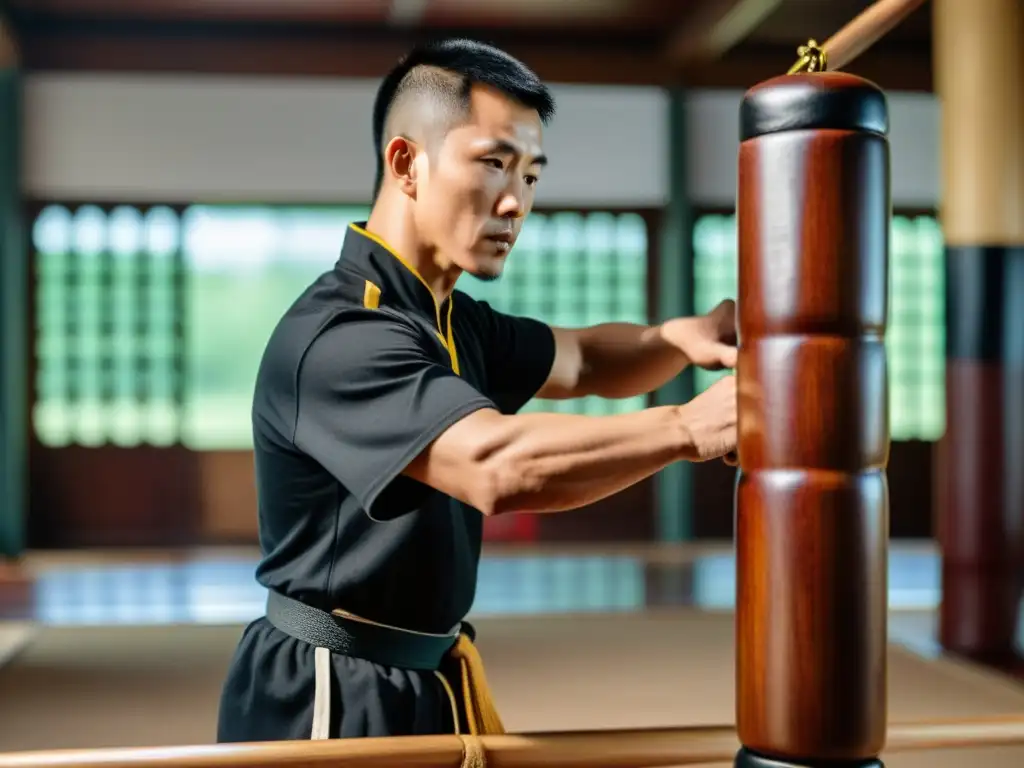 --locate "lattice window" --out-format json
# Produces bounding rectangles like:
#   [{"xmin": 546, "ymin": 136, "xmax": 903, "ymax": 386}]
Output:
[
  {"xmin": 33, "ymin": 206, "xmax": 651, "ymax": 450},
  {"xmin": 180, "ymin": 205, "xmax": 371, "ymax": 449},
  {"xmin": 692, "ymin": 213, "xmax": 946, "ymax": 441},
  {"xmin": 33, "ymin": 204, "xmax": 185, "ymax": 448},
  {"xmin": 461, "ymin": 211, "xmax": 649, "ymax": 418}
]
